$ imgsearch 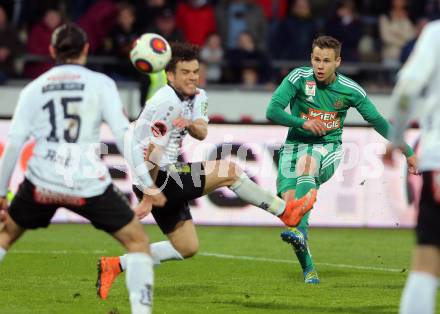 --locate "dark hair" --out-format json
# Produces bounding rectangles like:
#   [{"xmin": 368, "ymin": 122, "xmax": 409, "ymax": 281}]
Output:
[
  {"xmin": 312, "ymin": 36, "xmax": 342, "ymax": 57},
  {"xmin": 51, "ymin": 23, "xmax": 87, "ymax": 62},
  {"xmin": 165, "ymin": 42, "xmax": 200, "ymax": 73}
]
